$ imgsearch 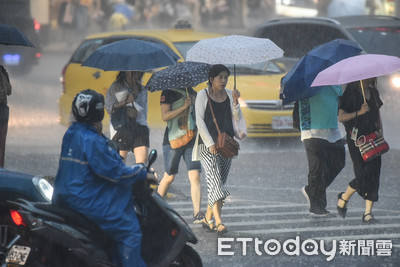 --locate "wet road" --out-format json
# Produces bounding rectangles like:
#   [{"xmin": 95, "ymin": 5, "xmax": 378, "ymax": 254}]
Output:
[{"xmin": 5, "ymin": 46, "xmax": 400, "ymax": 266}]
